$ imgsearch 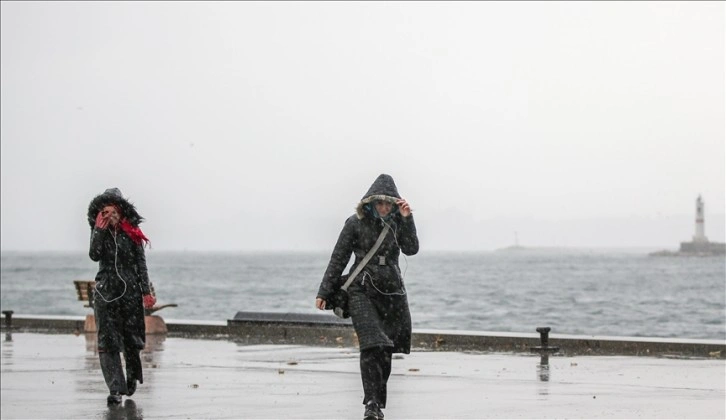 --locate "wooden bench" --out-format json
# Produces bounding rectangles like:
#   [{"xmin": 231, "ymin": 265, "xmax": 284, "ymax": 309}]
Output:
[
  {"xmin": 73, "ymin": 280, "xmax": 96, "ymax": 309},
  {"xmin": 73, "ymin": 280, "xmax": 178, "ymax": 334}
]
